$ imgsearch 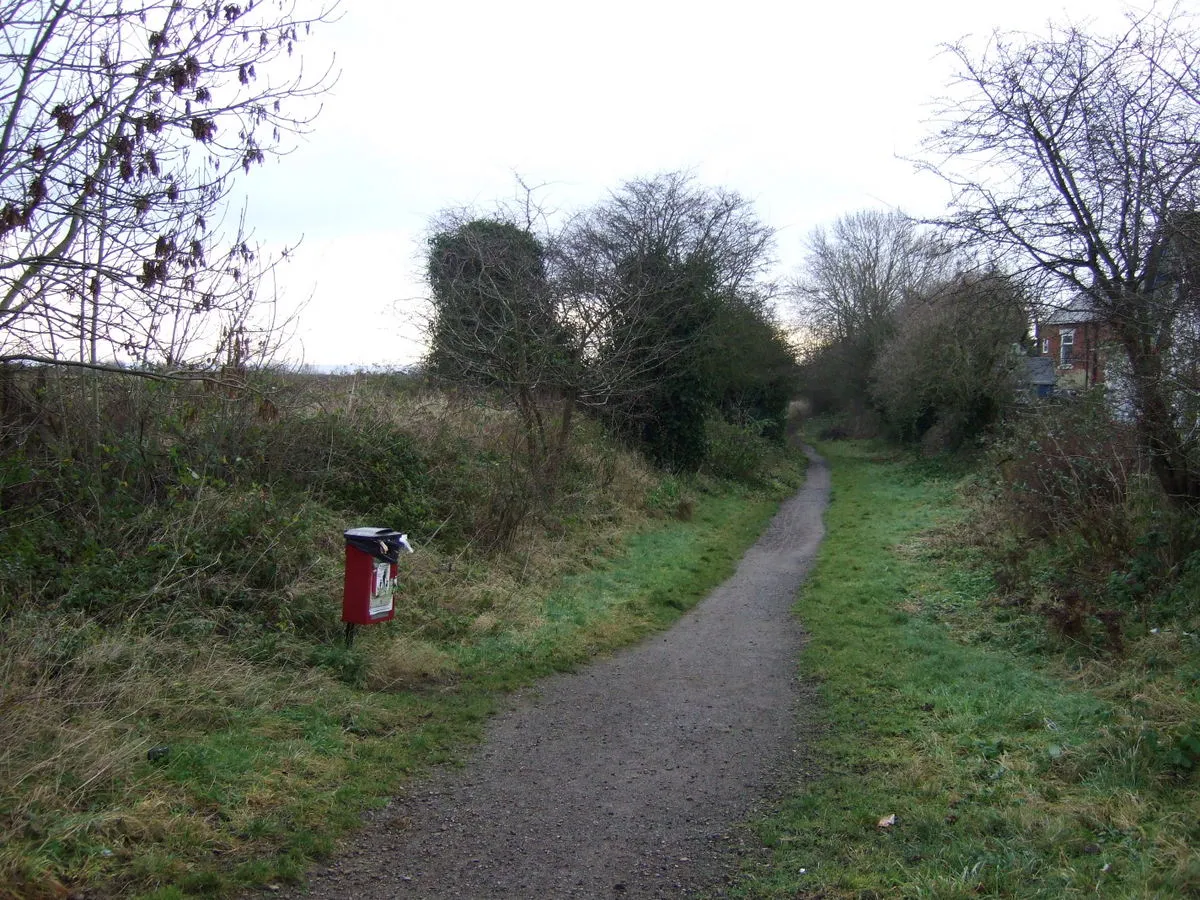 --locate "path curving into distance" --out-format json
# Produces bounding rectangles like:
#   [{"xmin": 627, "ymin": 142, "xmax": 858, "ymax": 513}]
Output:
[{"xmin": 285, "ymin": 446, "xmax": 830, "ymax": 898}]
